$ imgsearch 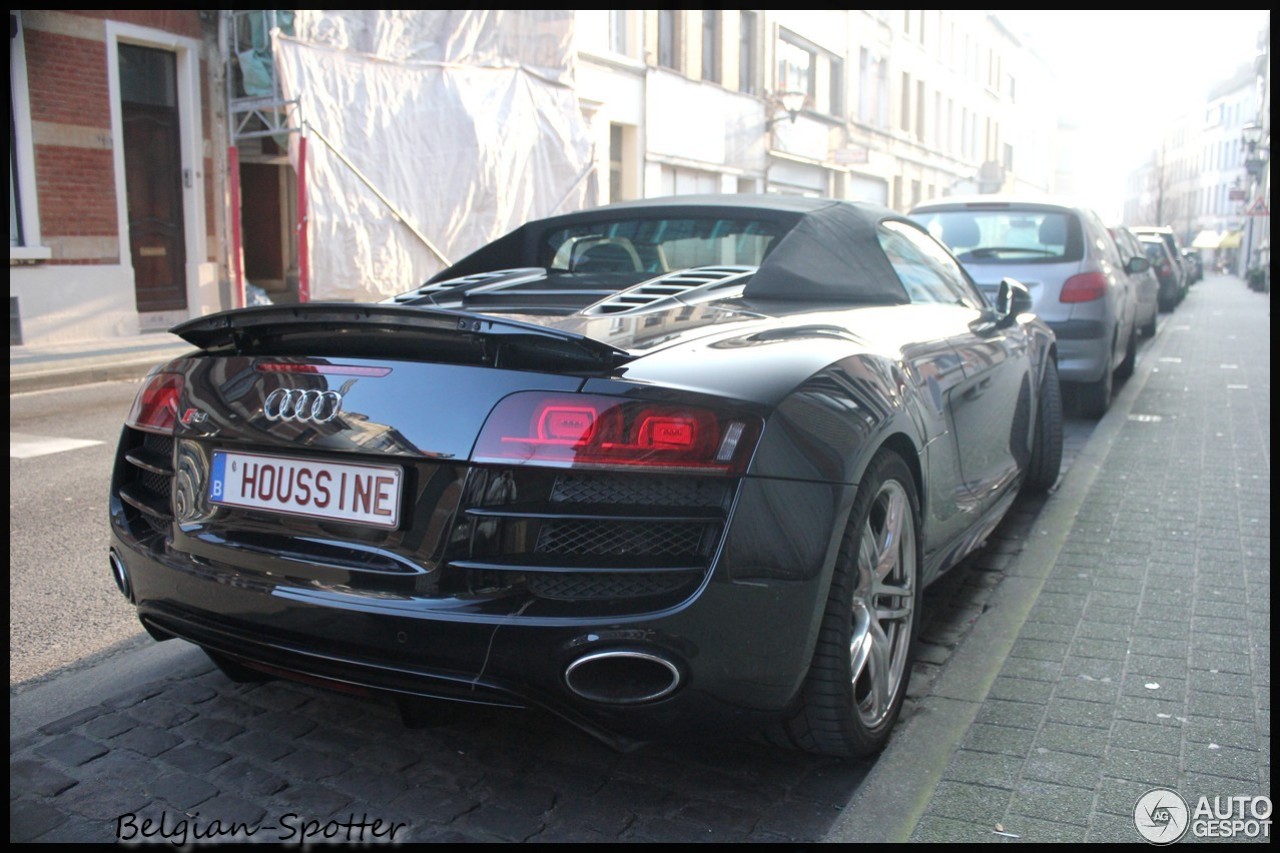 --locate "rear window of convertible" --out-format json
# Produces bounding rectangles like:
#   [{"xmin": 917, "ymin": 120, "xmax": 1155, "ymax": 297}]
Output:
[{"xmin": 541, "ymin": 218, "xmax": 790, "ymax": 275}]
